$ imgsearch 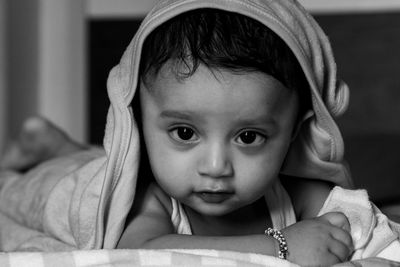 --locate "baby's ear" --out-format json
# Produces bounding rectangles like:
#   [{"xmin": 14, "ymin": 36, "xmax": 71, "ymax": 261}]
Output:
[{"xmin": 291, "ymin": 110, "xmax": 313, "ymax": 142}]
